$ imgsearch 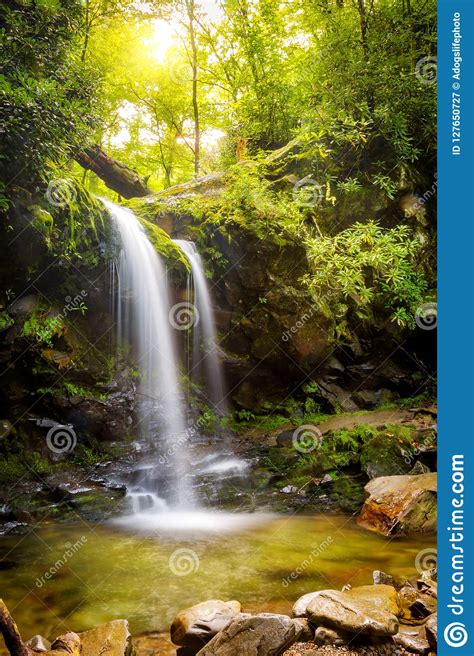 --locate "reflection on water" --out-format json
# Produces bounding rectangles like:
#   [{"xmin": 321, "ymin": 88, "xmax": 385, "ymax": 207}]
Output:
[{"xmin": 0, "ymin": 514, "xmax": 435, "ymax": 641}]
